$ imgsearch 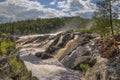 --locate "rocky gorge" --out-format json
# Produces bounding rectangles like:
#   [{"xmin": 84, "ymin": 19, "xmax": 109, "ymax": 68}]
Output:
[
  {"xmin": 13, "ymin": 31, "xmax": 120, "ymax": 80},
  {"xmin": 0, "ymin": 31, "xmax": 120, "ymax": 80}
]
